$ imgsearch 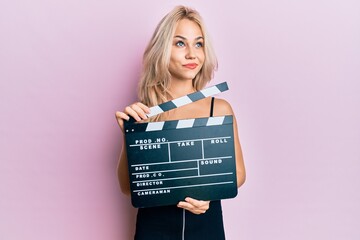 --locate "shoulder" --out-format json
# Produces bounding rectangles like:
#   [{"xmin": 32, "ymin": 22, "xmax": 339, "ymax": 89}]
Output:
[{"xmin": 213, "ymin": 98, "xmax": 234, "ymax": 116}]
